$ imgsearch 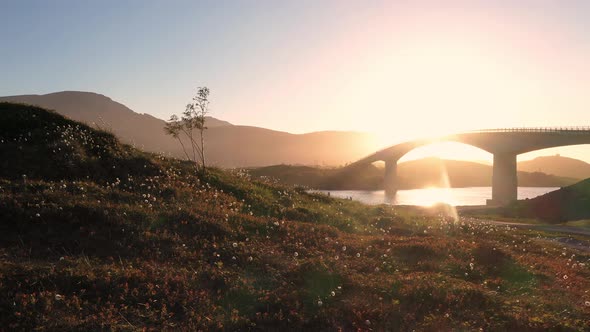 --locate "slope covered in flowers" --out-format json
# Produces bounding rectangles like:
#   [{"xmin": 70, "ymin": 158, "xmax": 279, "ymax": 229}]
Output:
[{"xmin": 1, "ymin": 103, "xmax": 589, "ymax": 330}]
